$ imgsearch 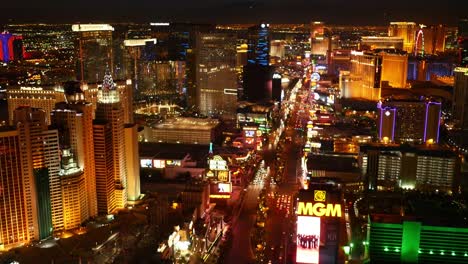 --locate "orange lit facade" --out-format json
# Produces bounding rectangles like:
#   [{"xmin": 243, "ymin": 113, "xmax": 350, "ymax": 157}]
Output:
[
  {"xmin": 60, "ymin": 149, "xmax": 87, "ymax": 230},
  {"xmin": 6, "ymin": 86, "xmax": 65, "ymax": 125},
  {"xmin": 14, "ymin": 107, "xmax": 63, "ymax": 235},
  {"xmin": 0, "ymin": 130, "xmax": 30, "ymax": 249},
  {"xmin": 346, "ymin": 52, "xmax": 382, "ymax": 101},
  {"xmin": 388, "ymin": 22, "xmax": 417, "ymax": 53},
  {"xmin": 380, "ymin": 52, "xmax": 408, "ymax": 88},
  {"xmin": 52, "ymin": 101, "xmax": 98, "ymax": 221}
]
